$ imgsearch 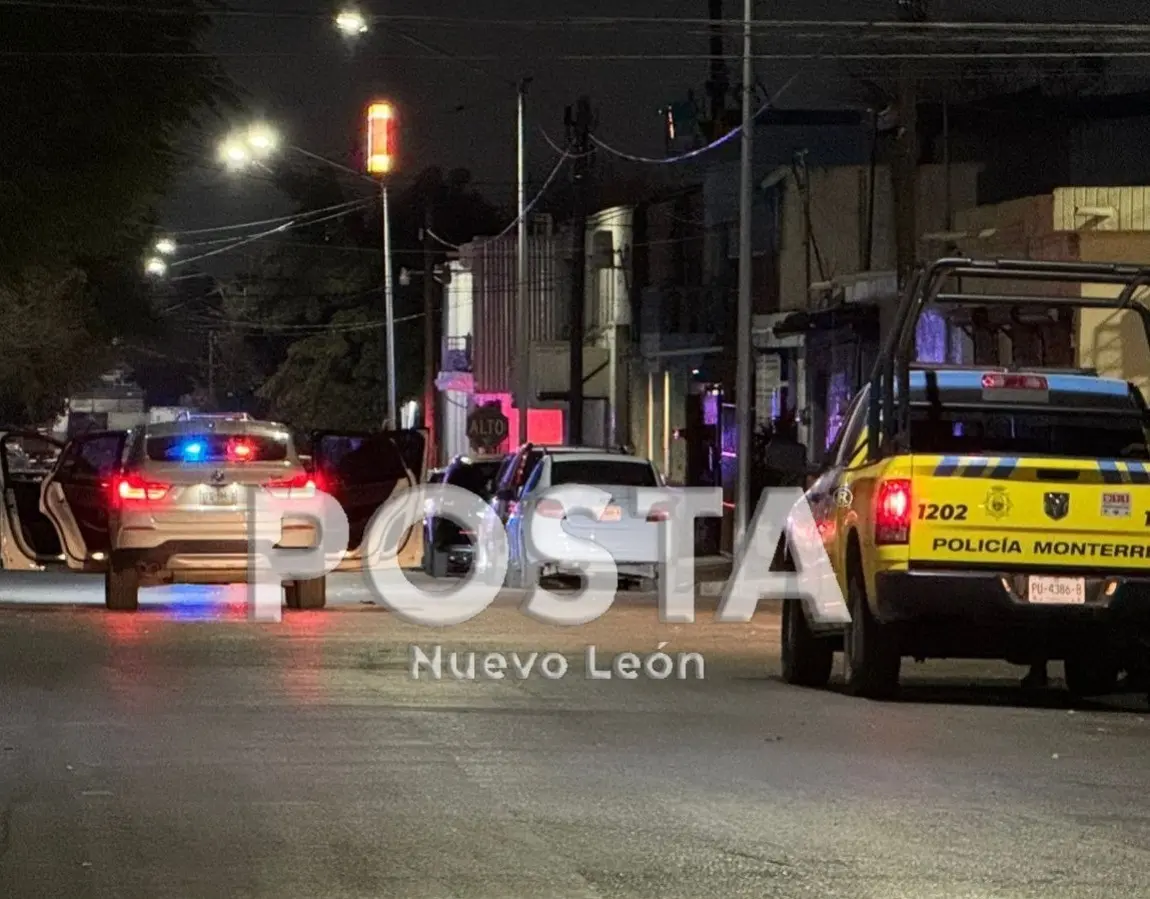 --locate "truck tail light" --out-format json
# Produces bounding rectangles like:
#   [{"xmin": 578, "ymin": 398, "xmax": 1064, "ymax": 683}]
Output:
[
  {"xmin": 646, "ymin": 503, "xmax": 671, "ymax": 522},
  {"xmin": 114, "ymin": 473, "xmax": 170, "ymax": 505},
  {"xmin": 264, "ymin": 472, "xmax": 316, "ymax": 499},
  {"xmin": 981, "ymin": 373, "xmax": 1048, "ymax": 391},
  {"xmin": 875, "ymin": 479, "xmax": 912, "ymax": 545}
]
